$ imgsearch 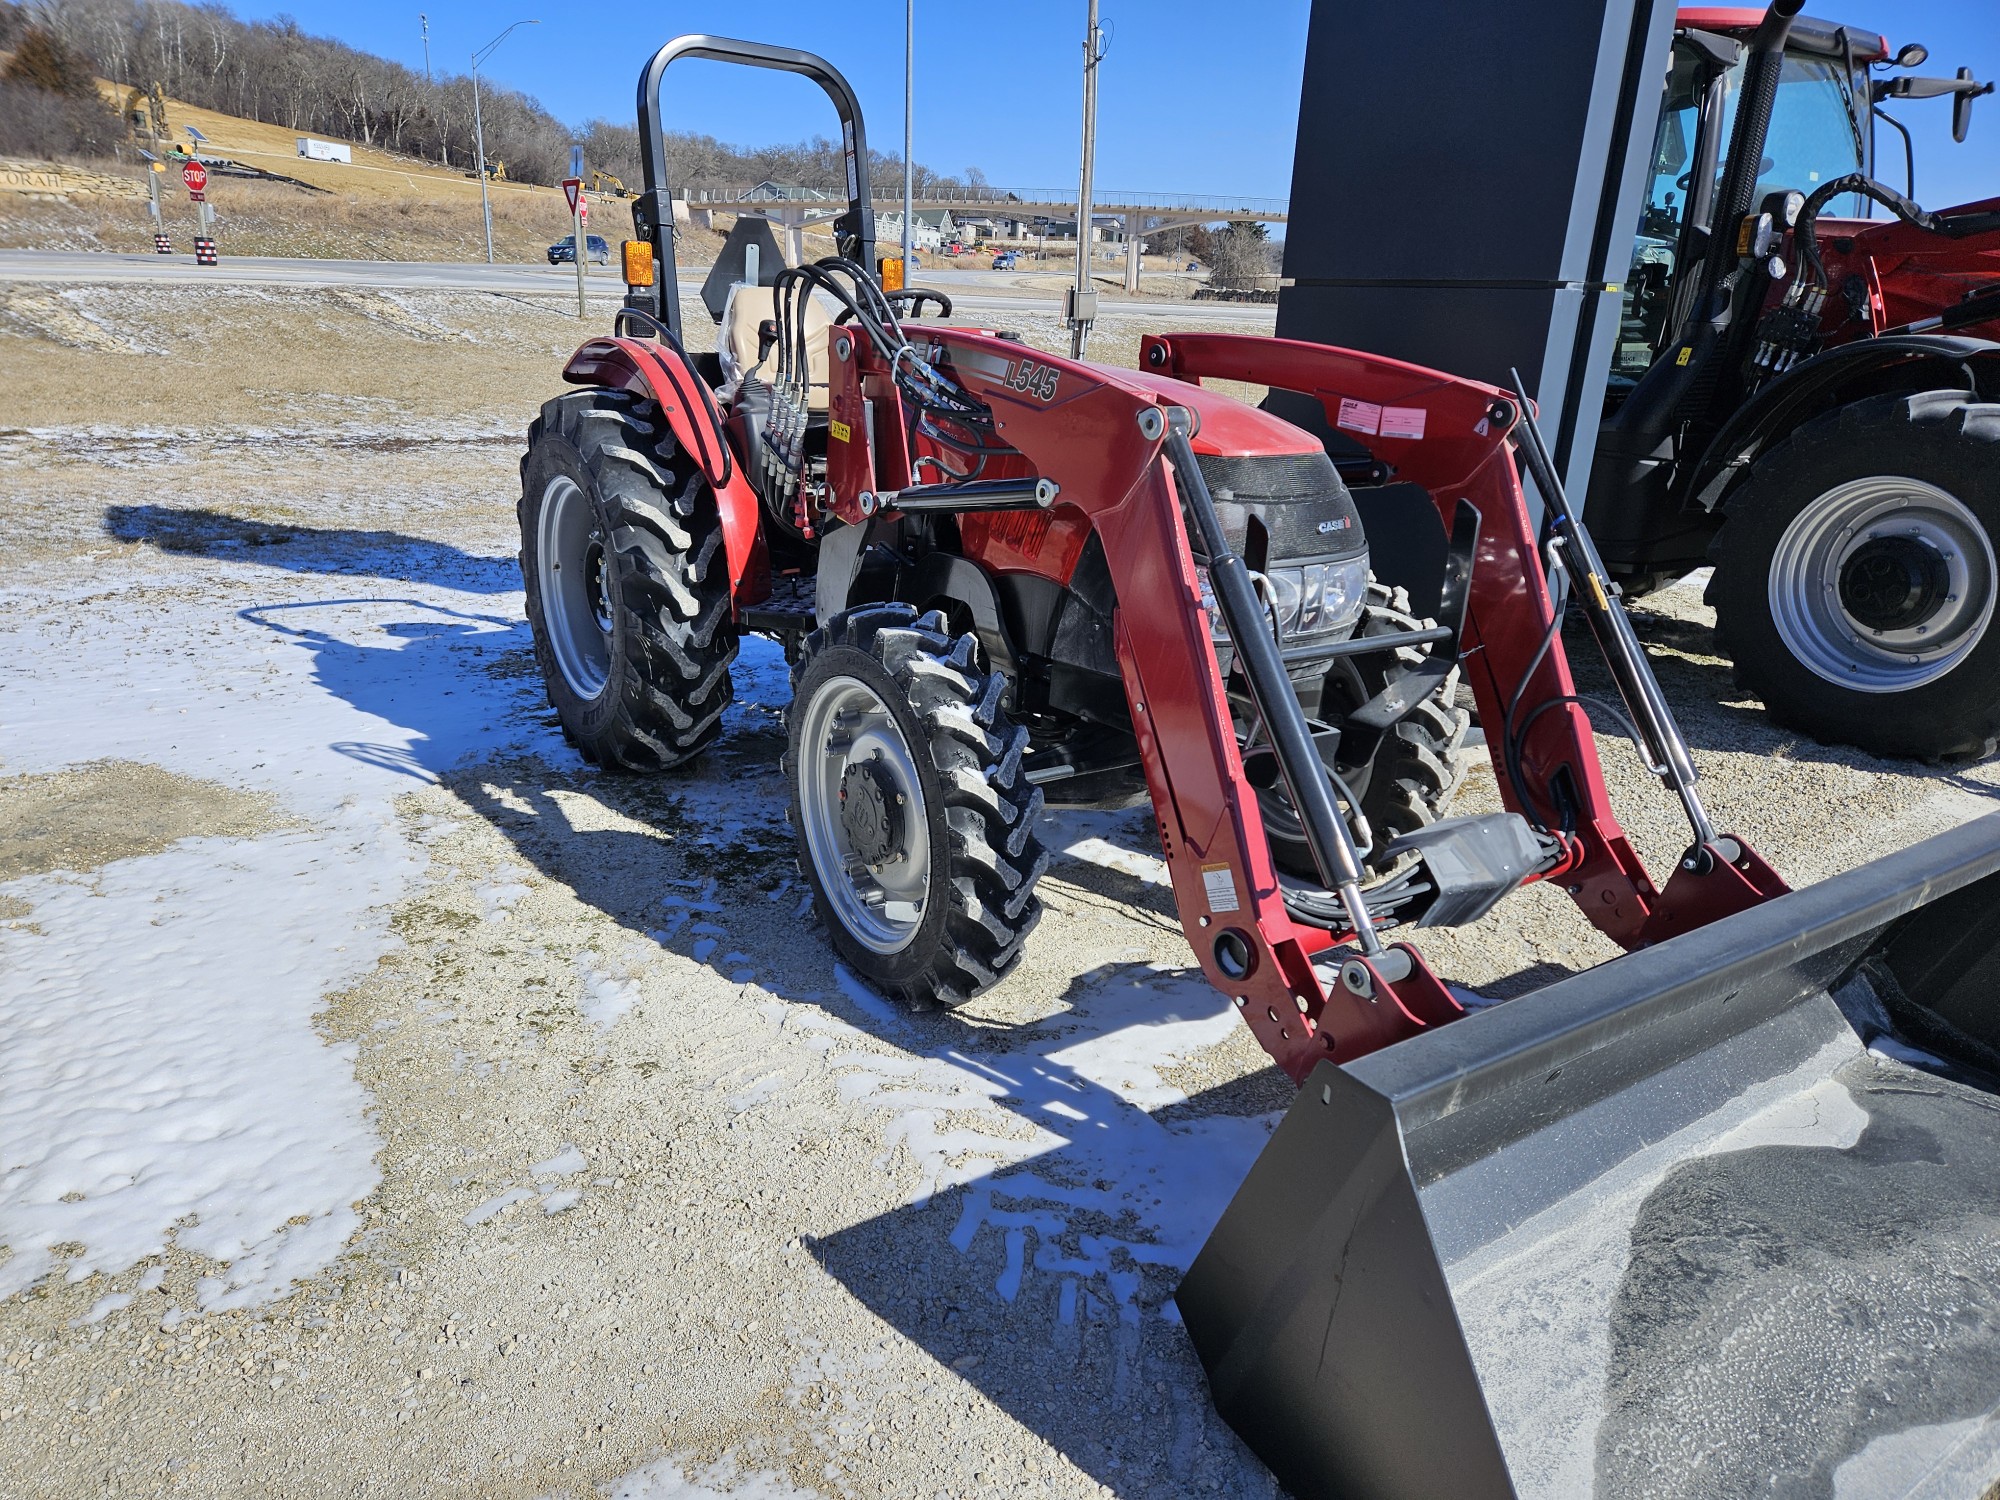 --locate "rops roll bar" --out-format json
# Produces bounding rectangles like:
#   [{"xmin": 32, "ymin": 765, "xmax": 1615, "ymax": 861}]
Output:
[{"xmin": 630, "ymin": 35, "xmax": 877, "ymax": 341}]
